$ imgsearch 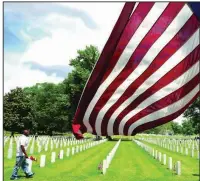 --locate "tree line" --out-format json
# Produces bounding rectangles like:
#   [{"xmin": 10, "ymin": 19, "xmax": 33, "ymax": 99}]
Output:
[{"xmin": 3, "ymin": 45, "xmax": 200, "ymax": 136}]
